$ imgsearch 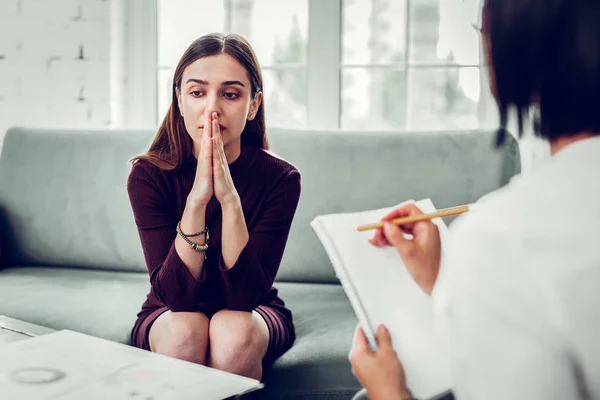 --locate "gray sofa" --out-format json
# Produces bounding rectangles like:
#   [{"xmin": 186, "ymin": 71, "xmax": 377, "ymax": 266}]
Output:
[{"xmin": 0, "ymin": 126, "xmax": 520, "ymax": 399}]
